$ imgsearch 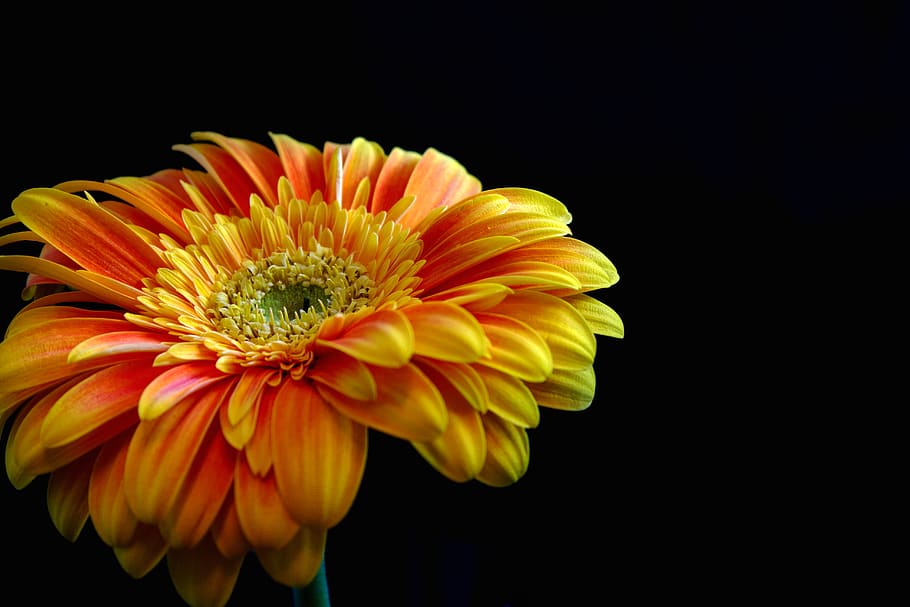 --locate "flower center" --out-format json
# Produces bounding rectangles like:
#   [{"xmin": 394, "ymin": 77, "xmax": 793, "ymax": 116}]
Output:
[{"xmin": 209, "ymin": 246, "xmax": 373, "ymax": 347}]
